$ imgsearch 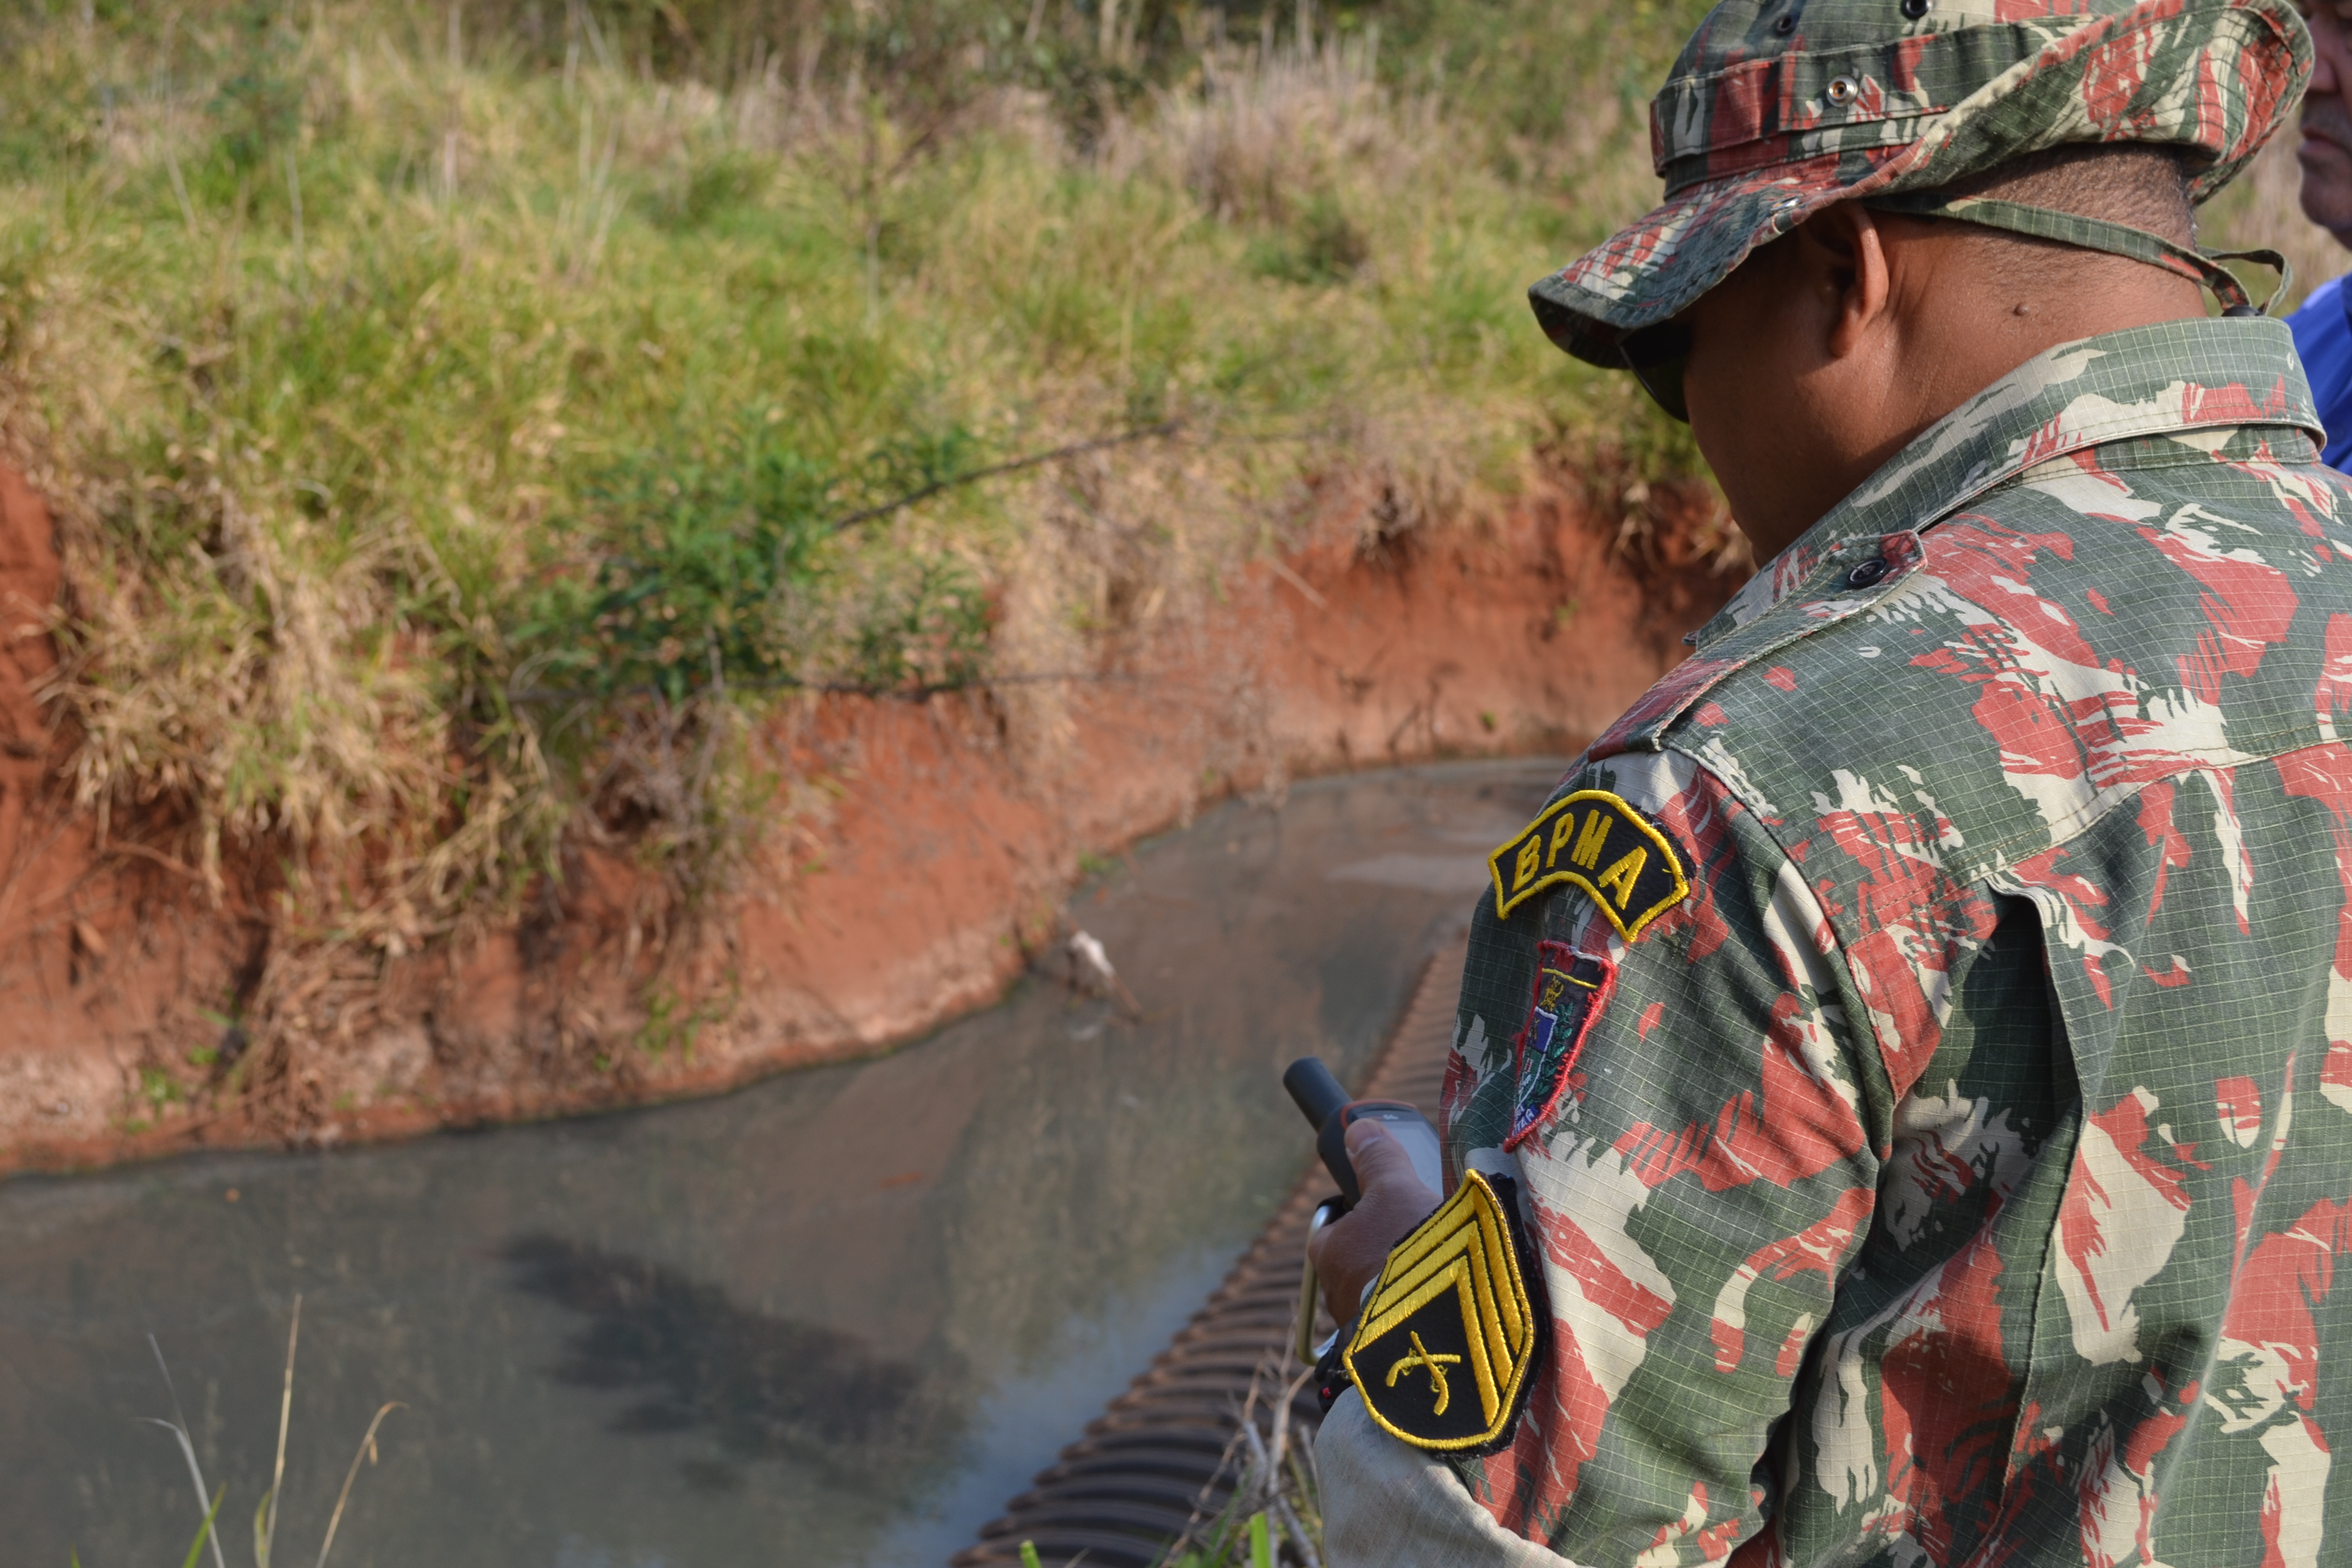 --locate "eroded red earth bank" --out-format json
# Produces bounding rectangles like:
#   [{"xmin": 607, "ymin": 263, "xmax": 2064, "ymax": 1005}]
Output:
[{"xmin": 0, "ymin": 467, "xmax": 1736, "ymax": 1171}]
